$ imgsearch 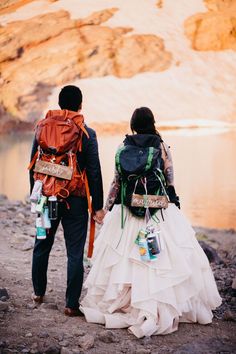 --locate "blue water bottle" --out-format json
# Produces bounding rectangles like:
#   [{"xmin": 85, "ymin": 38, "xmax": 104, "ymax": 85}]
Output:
[
  {"xmin": 138, "ymin": 229, "xmax": 150, "ymax": 261},
  {"xmin": 36, "ymin": 216, "xmax": 46, "ymax": 240}
]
